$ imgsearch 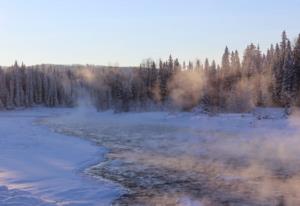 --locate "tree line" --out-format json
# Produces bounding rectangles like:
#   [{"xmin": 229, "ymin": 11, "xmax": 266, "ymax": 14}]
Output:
[
  {"xmin": 1, "ymin": 31, "xmax": 300, "ymax": 113},
  {"xmin": 0, "ymin": 63, "xmax": 77, "ymax": 109},
  {"xmin": 88, "ymin": 31, "xmax": 300, "ymax": 112}
]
